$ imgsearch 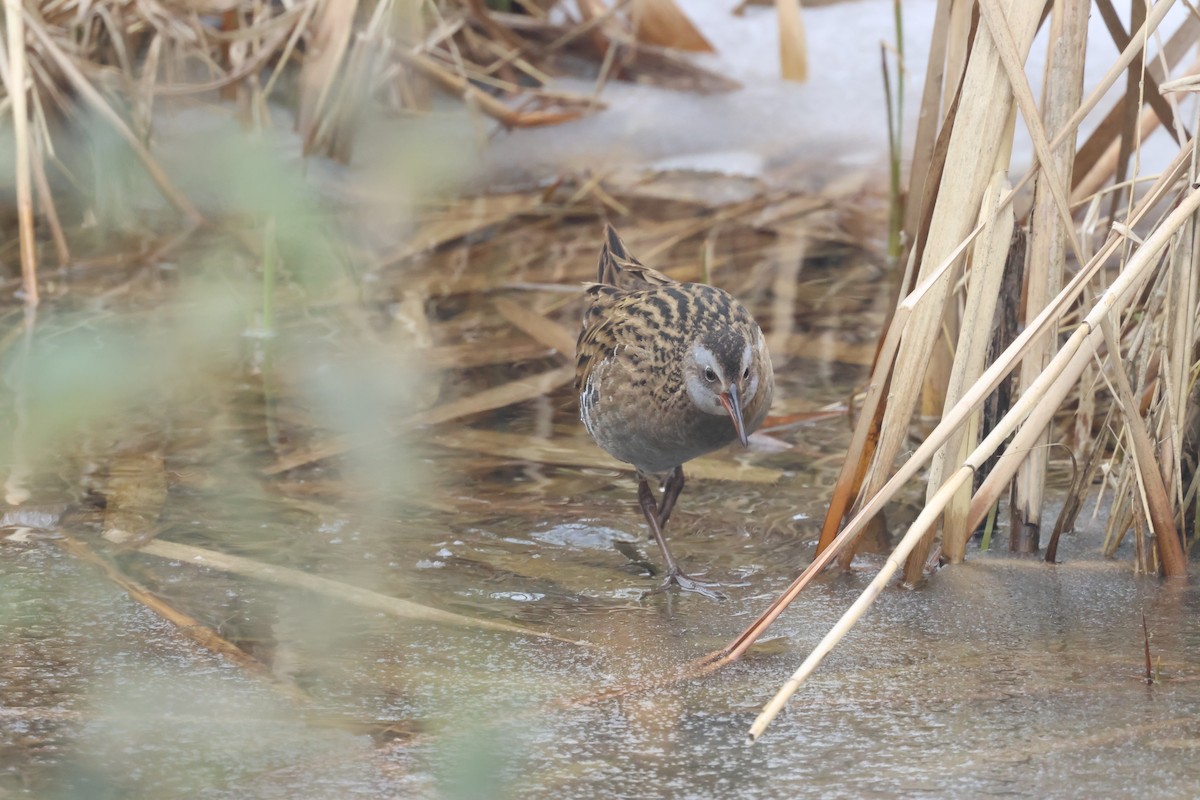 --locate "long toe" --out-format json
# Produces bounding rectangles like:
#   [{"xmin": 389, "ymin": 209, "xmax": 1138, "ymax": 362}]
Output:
[{"xmin": 641, "ymin": 568, "xmax": 727, "ymax": 601}]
